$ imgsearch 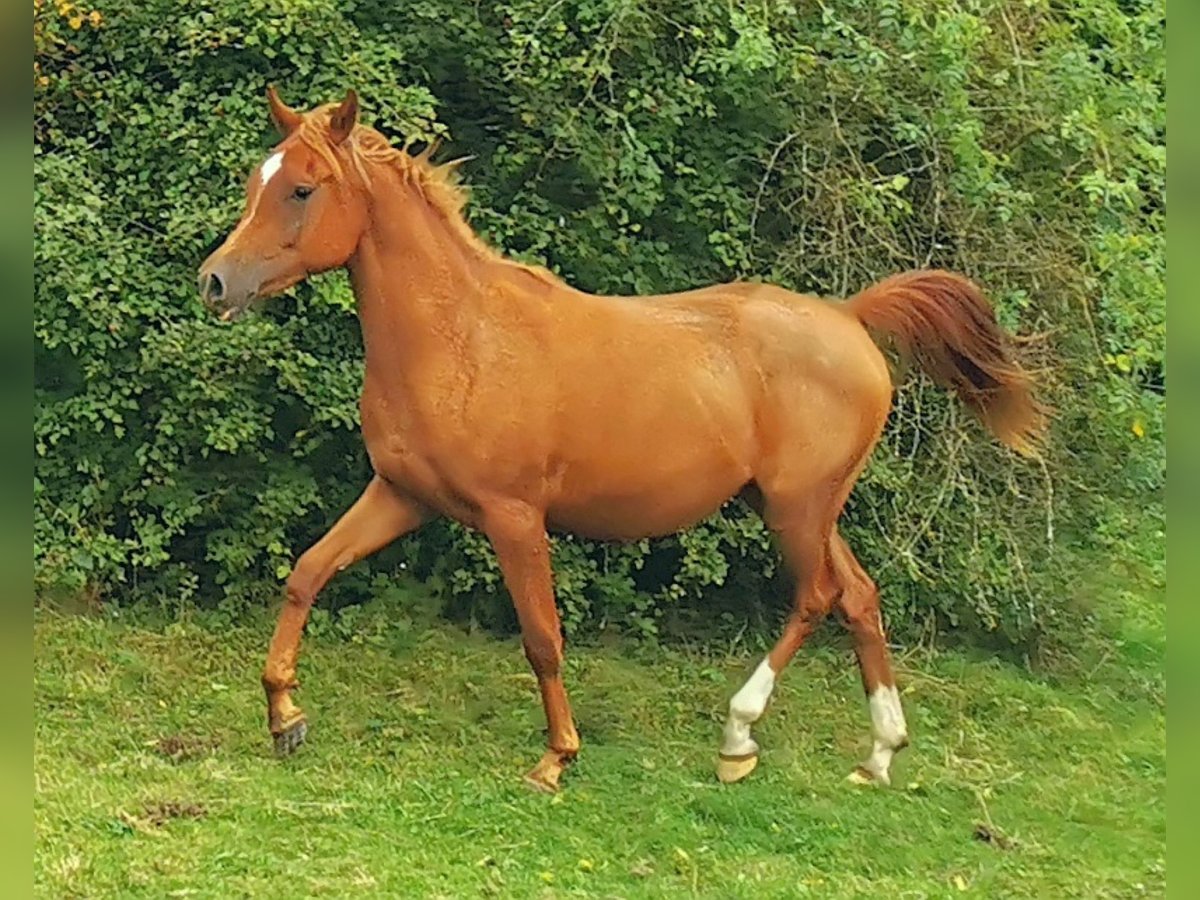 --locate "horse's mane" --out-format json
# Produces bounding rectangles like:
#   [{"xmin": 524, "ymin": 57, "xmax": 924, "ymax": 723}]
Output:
[{"xmin": 295, "ymin": 104, "xmax": 560, "ymax": 287}]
